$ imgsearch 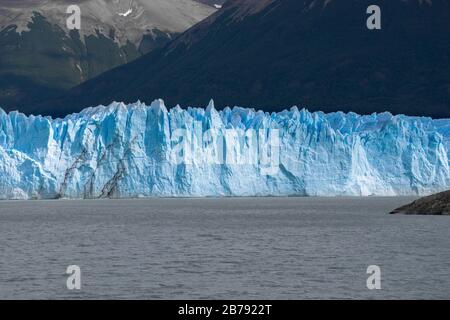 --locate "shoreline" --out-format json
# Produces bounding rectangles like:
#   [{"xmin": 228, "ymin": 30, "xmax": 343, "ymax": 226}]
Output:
[{"xmin": 0, "ymin": 195, "xmax": 422, "ymax": 203}]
